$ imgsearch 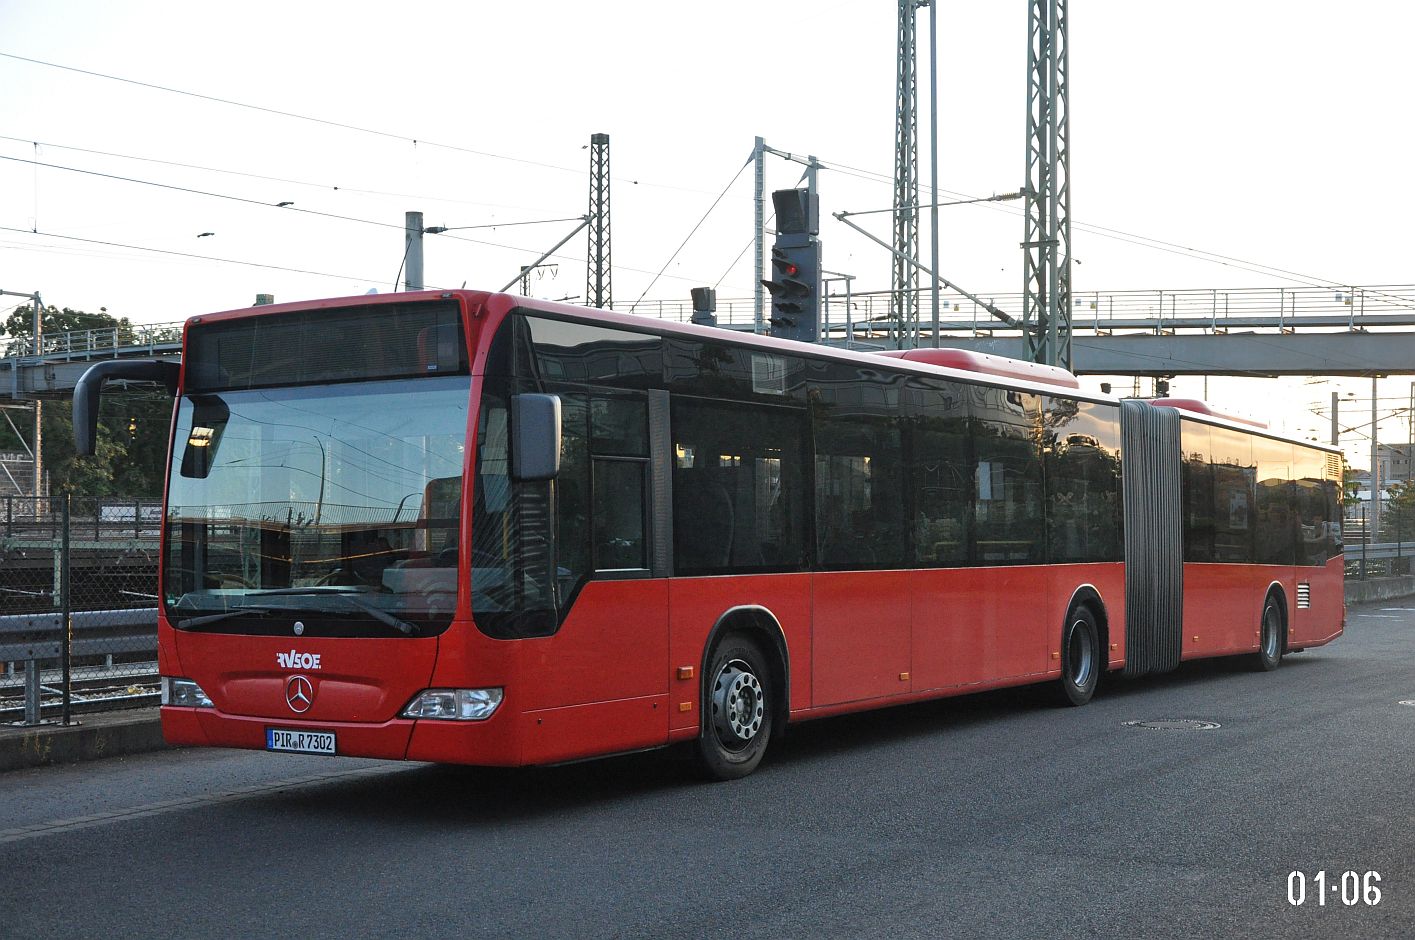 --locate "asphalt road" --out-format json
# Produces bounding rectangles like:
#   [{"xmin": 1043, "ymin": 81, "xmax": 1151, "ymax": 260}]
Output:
[{"xmin": 4, "ymin": 602, "xmax": 1415, "ymax": 939}]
